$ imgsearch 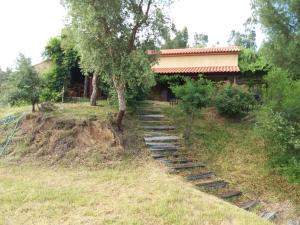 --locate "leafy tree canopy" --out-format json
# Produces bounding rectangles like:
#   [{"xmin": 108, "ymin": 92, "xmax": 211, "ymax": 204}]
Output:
[
  {"xmin": 6, "ymin": 54, "xmax": 41, "ymax": 112},
  {"xmin": 193, "ymin": 33, "xmax": 208, "ymax": 48},
  {"xmin": 252, "ymin": 0, "xmax": 300, "ymax": 79},
  {"xmin": 228, "ymin": 18, "xmax": 257, "ymax": 49},
  {"xmin": 162, "ymin": 26, "xmax": 189, "ymax": 49},
  {"xmin": 62, "ymin": 0, "xmax": 172, "ymax": 129},
  {"xmin": 42, "ymin": 34, "xmax": 80, "ymax": 101}
]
